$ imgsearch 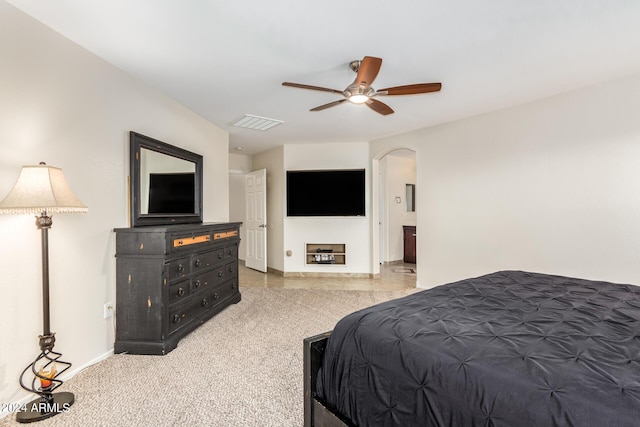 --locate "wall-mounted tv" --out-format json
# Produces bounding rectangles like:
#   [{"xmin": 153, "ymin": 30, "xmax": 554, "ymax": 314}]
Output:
[
  {"xmin": 148, "ymin": 172, "xmax": 195, "ymax": 214},
  {"xmin": 286, "ymin": 169, "xmax": 365, "ymax": 217}
]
